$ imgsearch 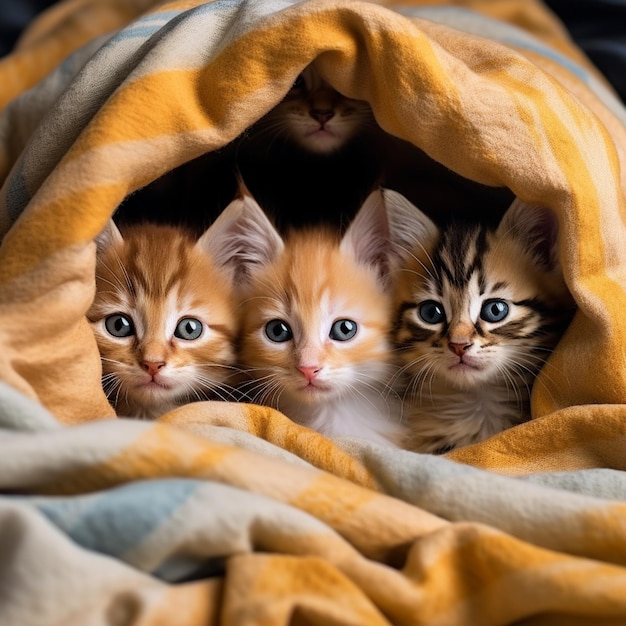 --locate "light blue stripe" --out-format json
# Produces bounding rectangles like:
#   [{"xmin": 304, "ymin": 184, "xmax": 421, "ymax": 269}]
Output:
[
  {"xmin": 35, "ymin": 479, "xmax": 198, "ymax": 558},
  {"xmin": 500, "ymin": 38, "xmax": 587, "ymax": 81},
  {"xmin": 102, "ymin": 11, "xmax": 183, "ymax": 44},
  {"xmin": 137, "ymin": 11, "xmax": 185, "ymax": 25},
  {"xmin": 103, "ymin": 0, "xmax": 302, "ymax": 47}
]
